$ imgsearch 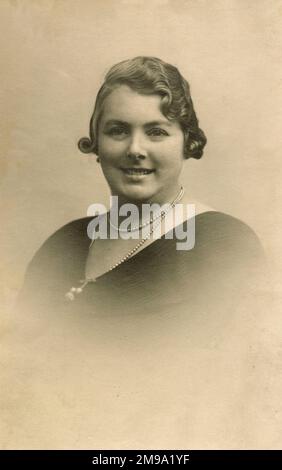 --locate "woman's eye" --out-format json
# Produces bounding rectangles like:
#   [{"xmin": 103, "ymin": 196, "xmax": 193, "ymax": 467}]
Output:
[
  {"xmin": 147, "ymin": 128, "xmax": 169, "ymax": 137},
  {"xmin": 106, "ymin": 127, "xmax": 129, "ymax": 137}
]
